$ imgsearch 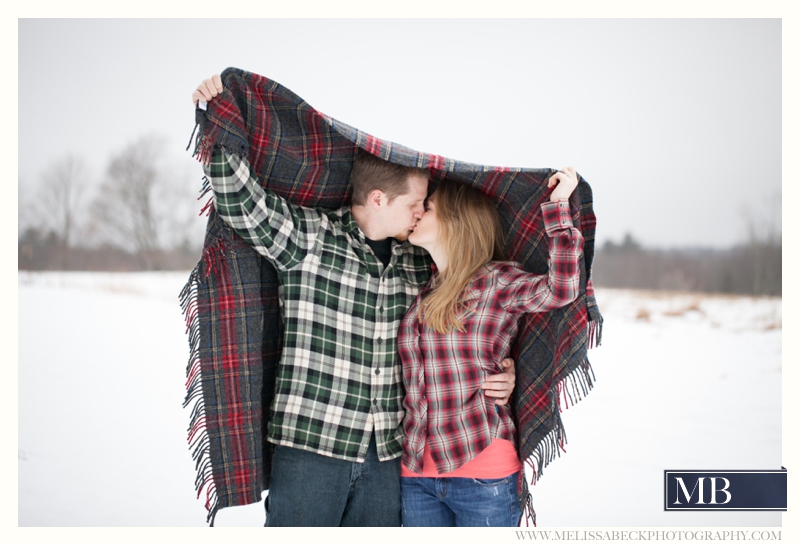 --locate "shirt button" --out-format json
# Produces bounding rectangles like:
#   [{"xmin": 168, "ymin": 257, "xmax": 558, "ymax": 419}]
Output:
[
  {"xmin": 377, "ymin": 337, "xmax": 383, "ymax": 344},
  {"xmin": 373, "ymin": 398, "xmax": 378, "ymax": 405},
  {"xmin": 379, "ymin": 306, "xmax": 384, "ymax": 313},
  {"xmin": 375, "ymin": 368, "xmax": 380, "ymax": 375}
]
